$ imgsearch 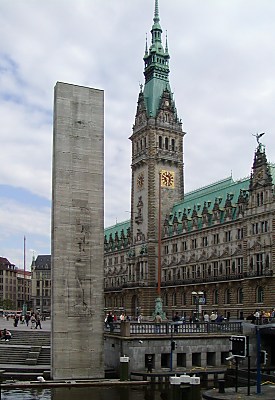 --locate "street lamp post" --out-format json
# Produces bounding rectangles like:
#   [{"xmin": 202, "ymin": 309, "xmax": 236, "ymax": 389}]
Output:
[{"xmin": 192, "ymin": 291, "xmax": 204, "ymax": 321}]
